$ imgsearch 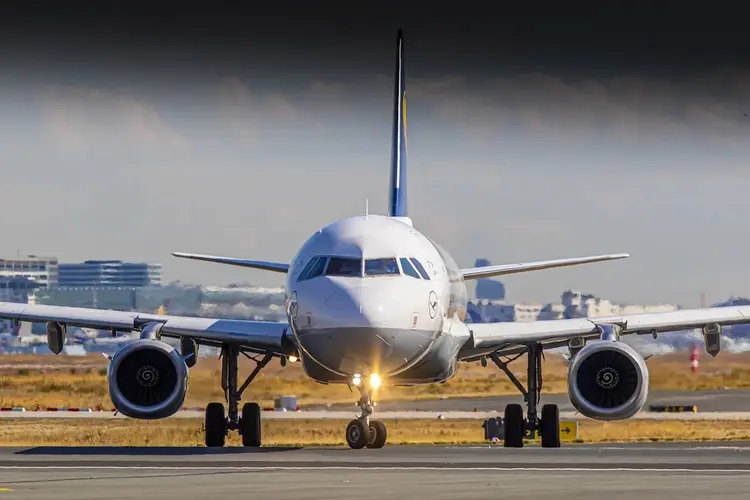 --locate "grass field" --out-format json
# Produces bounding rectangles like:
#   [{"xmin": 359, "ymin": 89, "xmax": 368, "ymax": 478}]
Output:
[
  {"xmin": 1, "ymin": 418, "xmax": 749, "ymax": 446},
  {"xmin": 0, "ymin": 349, "xmax": 748, "ymax": 410}
]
